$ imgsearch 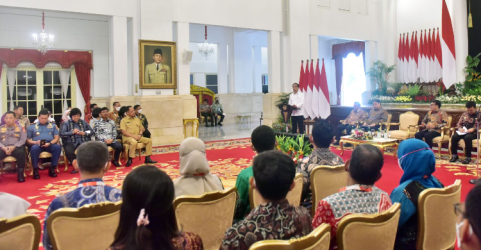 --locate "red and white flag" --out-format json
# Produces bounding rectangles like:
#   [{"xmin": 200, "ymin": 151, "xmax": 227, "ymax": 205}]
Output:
[
  {"xmin": 319, "ymin": 59, "xmax": 331, "ymax": 119},
  {"xmin": 397, "ymin": 34, "xmax": 404, "ymax": 83},
  {"xmin": 413, "ymin": 31, "xmax": 419, "ymax": 82},
  {"xmin": 424, "ymin": 30, "xmax": 429, "ymax": 82},
  {"xmin": 304, "ymin": 59, "xmax": 314, "ymax": 119},
  {"xmin": 430, "ymin": 29, "xmax": 436, "ymax": 82},
  {"xmin": 441, "ymin": 0, "xmax": 456, "ymax": 88},
  {"xmin": 312, "ymin": 59, "xmax": 320, "ymax": 119},
  {"xmin": 426, "ymin": 29, "xmax": 432, "ymax": 82},
  {"xmin": 434, "ymin": 28, "xmax": 443, "ymax": 82},
  {"xmin": 419, "ymin": 30, "xmax": 426, "ymax": 82},
  {"xmin": 299, "ymin": 61, "xmax": 305, "ymax": 93},
  {"xmin": 404, "ymin": 33, "xmax": 410, "ymax": 83}
]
